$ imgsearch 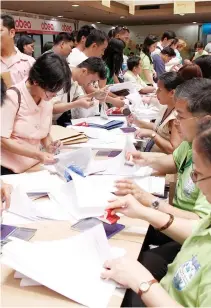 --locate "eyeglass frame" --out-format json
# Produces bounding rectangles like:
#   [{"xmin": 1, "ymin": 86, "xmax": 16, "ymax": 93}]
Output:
[{"xmin": 190, "ymin": 169, "xmax": 211, "ymax": 183}]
